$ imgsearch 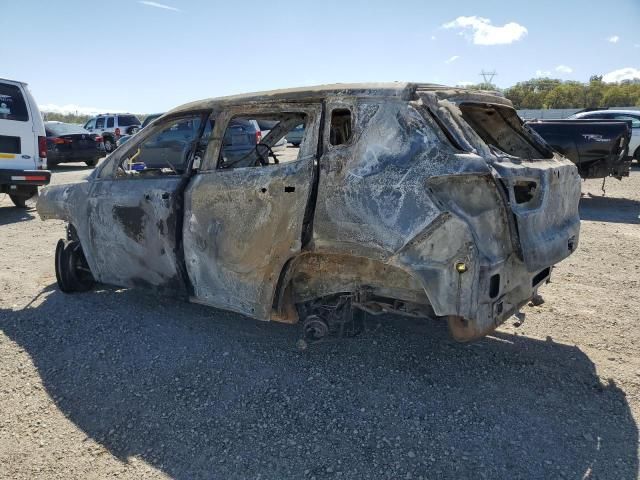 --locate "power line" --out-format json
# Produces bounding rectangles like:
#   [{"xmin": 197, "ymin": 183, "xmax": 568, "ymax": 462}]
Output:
[{"xmin": 480, "ymin": 70, "xmax": 497, "ymax": 85}]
